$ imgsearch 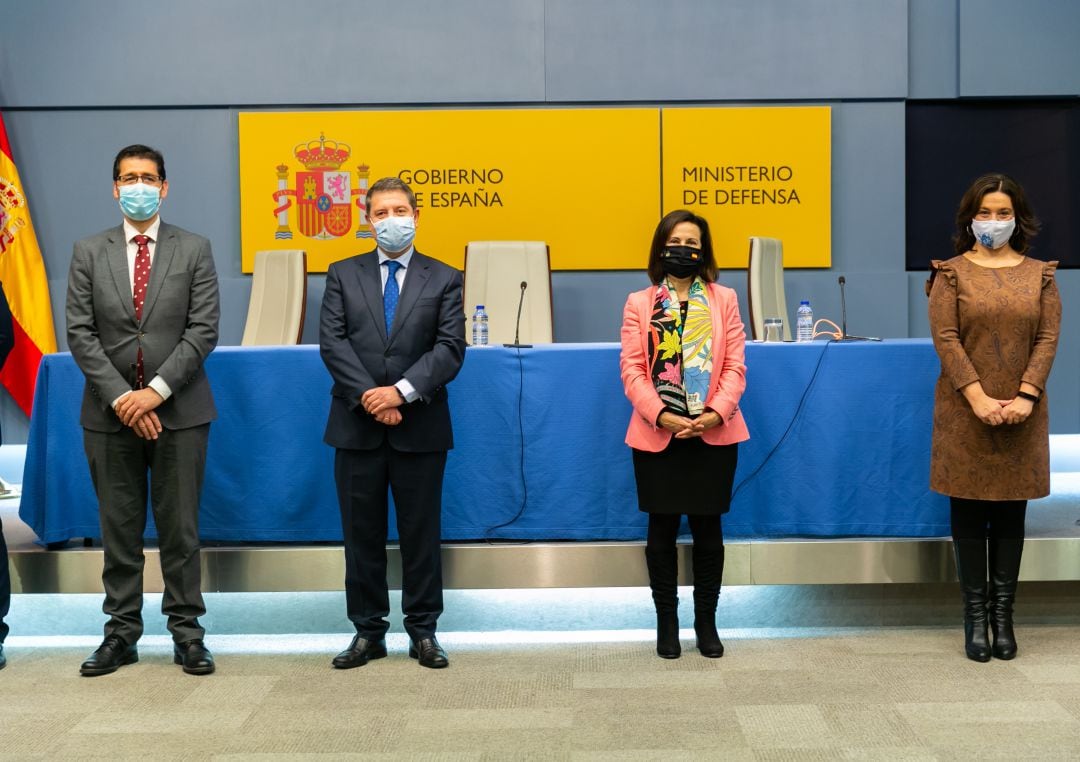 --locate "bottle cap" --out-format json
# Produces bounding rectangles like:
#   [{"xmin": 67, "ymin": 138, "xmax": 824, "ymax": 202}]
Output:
[
  {"xmin": 800, "ymin": 300, "xmax": 810, "ymax": 305},
  {"xmin": 476, "ymin": 305, "xmax": 485, "ymax": 310}
]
